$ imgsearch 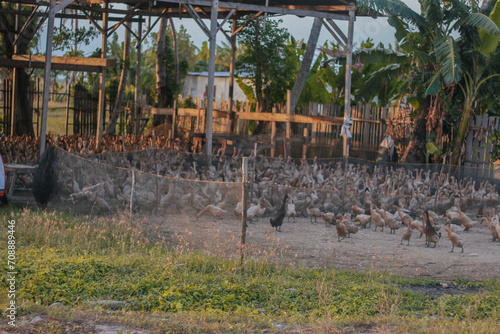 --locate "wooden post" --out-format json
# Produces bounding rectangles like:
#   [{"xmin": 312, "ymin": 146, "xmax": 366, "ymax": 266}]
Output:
[
  {"xmin": 342, "ymin": 10, "xmax": 355, "ymax": 157},
  {"xmin": 302, "ymin": 126, "xmax": 309, "ymax": 160},
  {"xmin": 129, "ymin": 170, "xmax": 135, "ymax": 218},
  {"xmin": 134, "ymin": 16, "xmax": 142, "ymax": 134},
  {"xmin": 240, "ymin": 157, "xmax": 248, "ymax": 262},
  {"xmin": 39, "ymin": 0, "xmax": 56, "ymax": 157},
  {"xmin": 285, "ymin": 89, "xmax": 291, "ymax": 159},
  {"xmin": 65, "ymin": 83, "xmax": 70, "ymax": 135},
  {"xmin": 271, "ymin": 106, "xmax": 276, "ymax": 157},
  {"xmin": 205, "ymin": 0, "xmax": 219, "ymax": 155},
  {"xmin": 96, "ymin": 0, "xmax": 108, "ymax": 145},
  {"xmin": 171, "ymin": 98, "xmax": 177, "ymax": 140},
  {"xmin": 229, "ymin": 19, "xmax": 237, "ymax": 134},
  {"xmin": 10, "ymin": 3, "xmax": 20, "ymax": 136}
]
